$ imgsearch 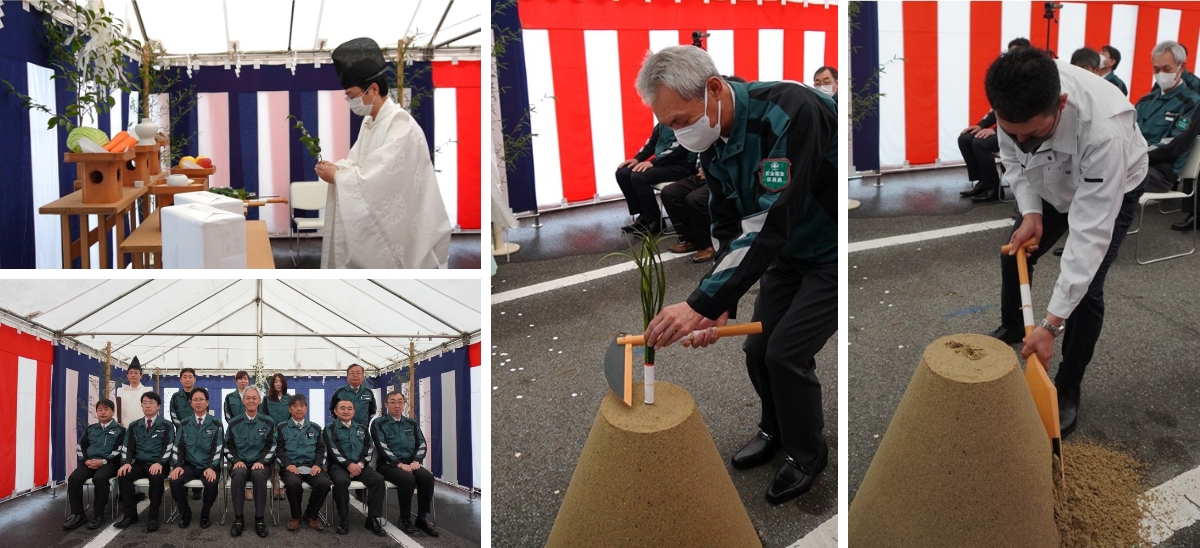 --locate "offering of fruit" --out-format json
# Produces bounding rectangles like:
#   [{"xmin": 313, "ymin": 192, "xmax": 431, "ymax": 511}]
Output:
[
  {"xmin": 196, "ymin": 156, "xmax": 213, "ymax": 169},
  {"xmin": 179, "ymin": 156, "xmax": 201, "ymax": 168}
]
